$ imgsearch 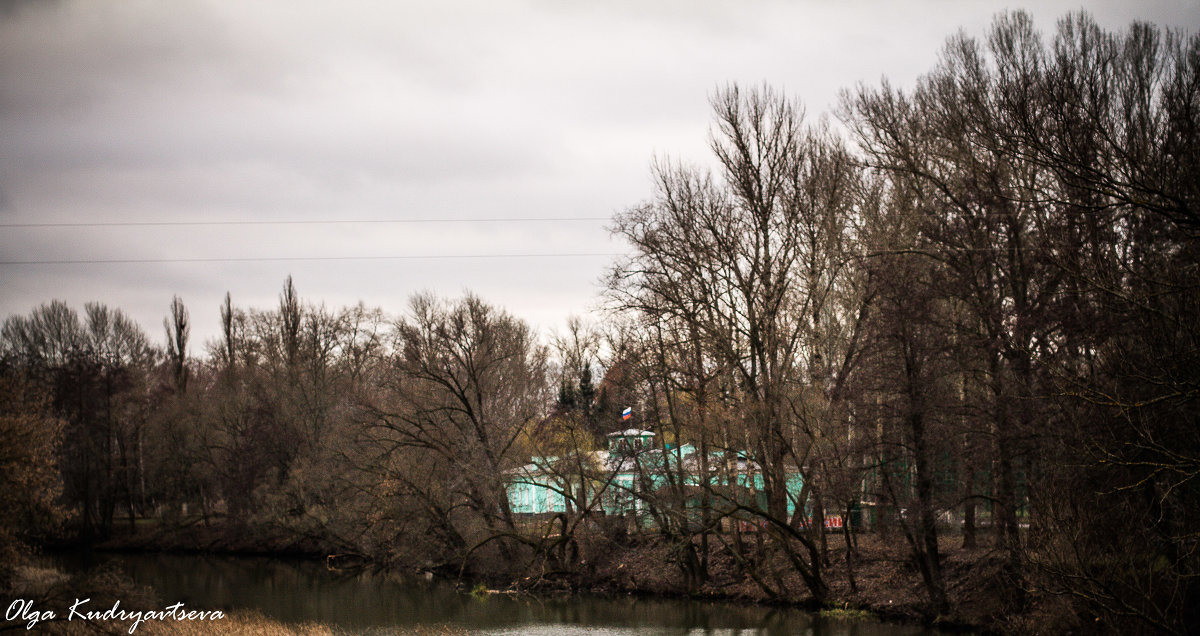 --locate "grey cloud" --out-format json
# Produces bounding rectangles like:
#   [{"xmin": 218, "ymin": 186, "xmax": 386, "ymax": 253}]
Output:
[{"xmin": 2, "ymin": 0, "xmax": 1197, "ymax": 349}]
